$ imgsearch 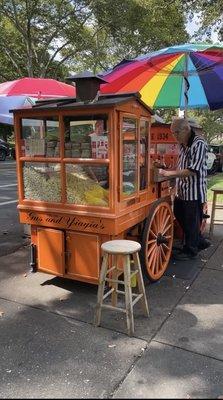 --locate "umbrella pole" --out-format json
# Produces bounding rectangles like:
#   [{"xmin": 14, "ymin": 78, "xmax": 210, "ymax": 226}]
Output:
[
  {"xmin": 183, "ymin": 53, "xmax": 189, "ymax": 119},
  {"xmin": 178, "ymin": 108, "xmax": 184, "ymax": 117}
]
